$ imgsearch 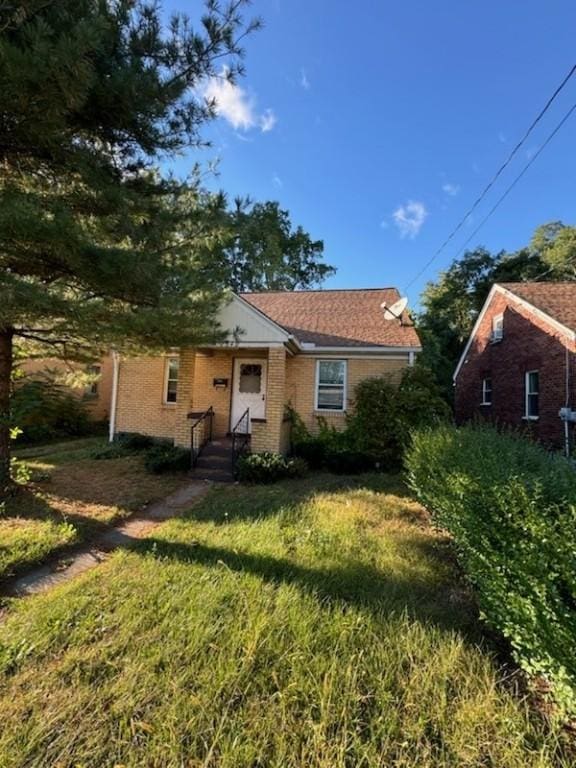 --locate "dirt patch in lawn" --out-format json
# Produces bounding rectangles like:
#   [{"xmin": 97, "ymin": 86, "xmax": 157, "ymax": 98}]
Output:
[{"xmin": 0, "ymin": 444, "xmax": 186, "ymax": 580}]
